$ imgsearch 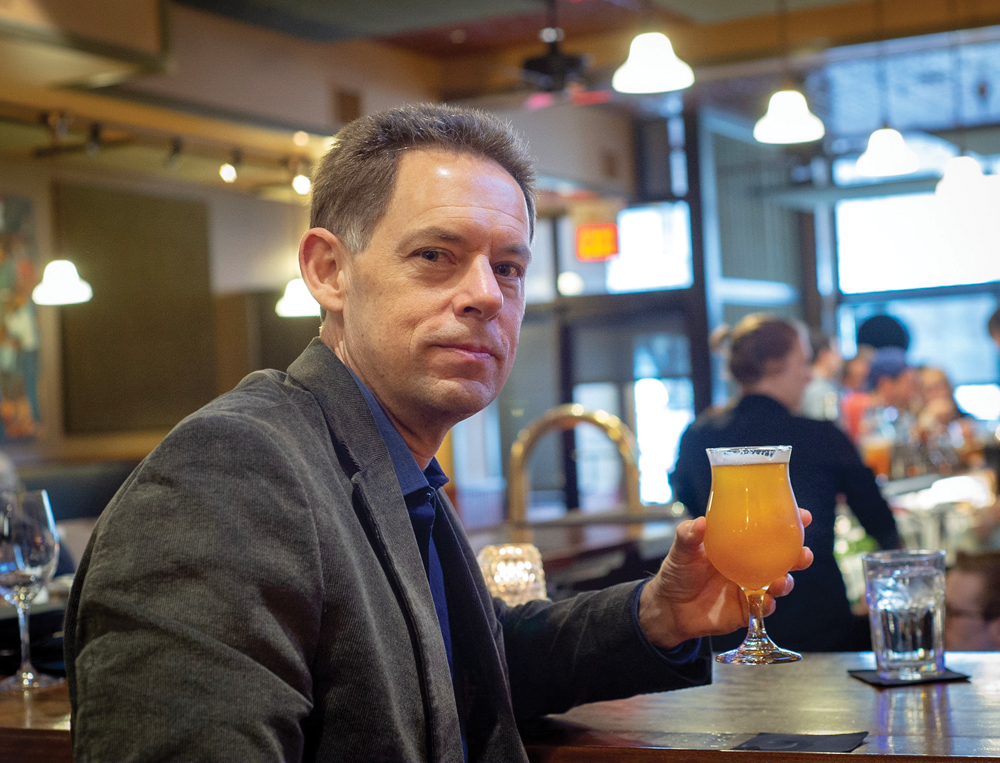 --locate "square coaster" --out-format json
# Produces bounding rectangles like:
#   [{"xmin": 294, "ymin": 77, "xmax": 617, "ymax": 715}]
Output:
[
  {"xmin": 848, "ymin": 668, "xmax": 969, "ymax": 688},
  {"xmin": 733, "ymin": 731, "xmax": 868, "ymax": 753}
]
